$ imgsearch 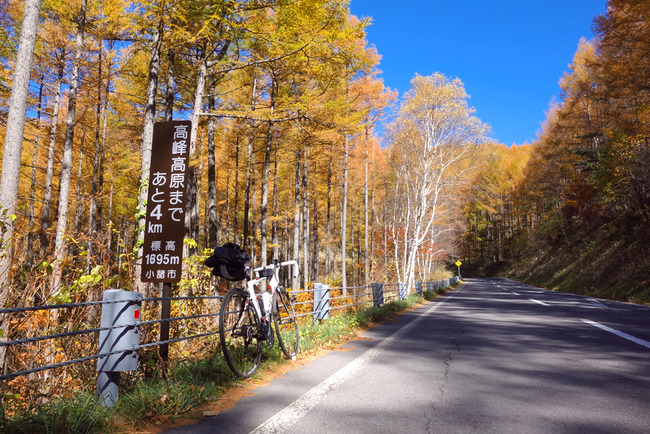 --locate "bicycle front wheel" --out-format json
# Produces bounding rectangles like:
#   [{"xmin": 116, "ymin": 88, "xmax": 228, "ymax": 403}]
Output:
[
  {"xmin": 219, "ymin": 288, "xmax": 262, "ymax": 378},
  {"xmin": 274, "ymin": 287, "xmax": 299, "ymax": 359}
]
